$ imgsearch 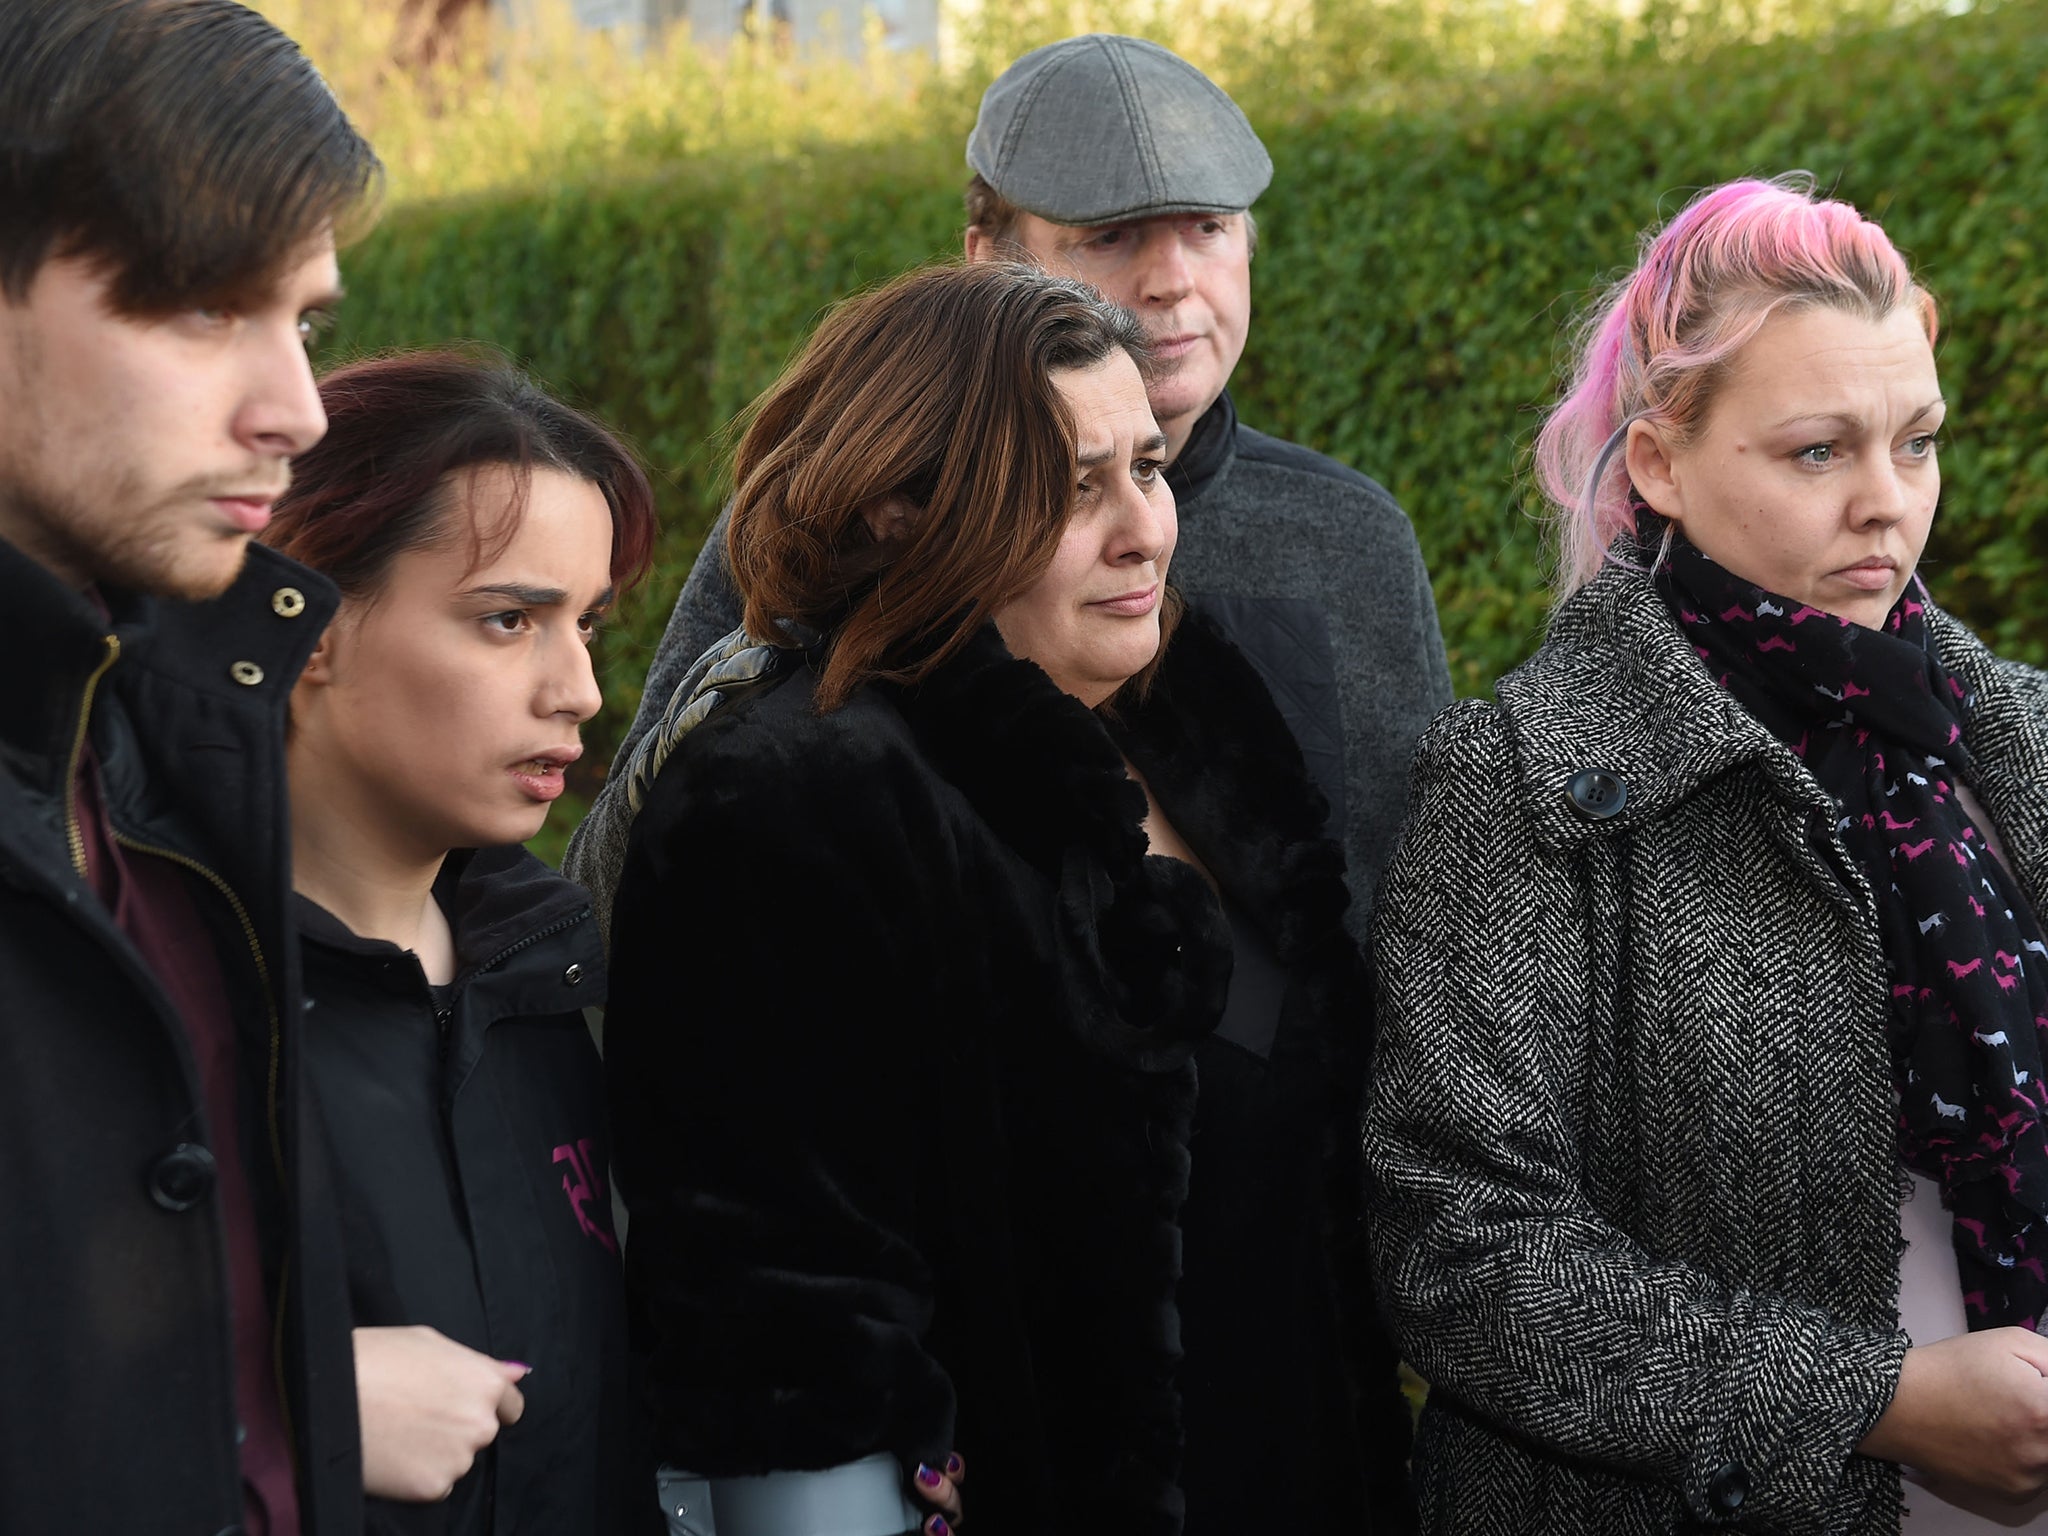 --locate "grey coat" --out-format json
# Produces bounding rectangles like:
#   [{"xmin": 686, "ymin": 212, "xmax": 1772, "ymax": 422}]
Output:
[{"xmin": 1363, "ymin": 557, "xmax": 2048, "ymax": 1536}]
